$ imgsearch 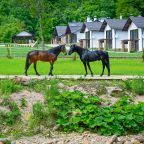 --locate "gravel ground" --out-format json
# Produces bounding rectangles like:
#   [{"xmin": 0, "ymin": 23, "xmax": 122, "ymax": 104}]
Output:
[{"xmin": 14, "ymin": 133, "xmax": 144, "ymax": 144}]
